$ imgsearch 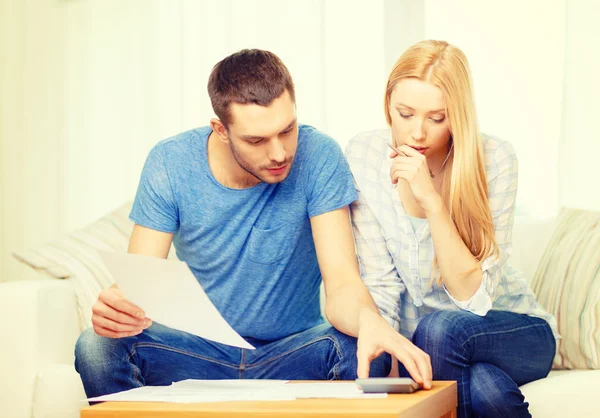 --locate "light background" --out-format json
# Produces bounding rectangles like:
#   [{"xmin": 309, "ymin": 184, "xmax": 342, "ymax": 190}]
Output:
[{"xmin": 1, "ymin": 0, "xmax": 599, "ymax": 281}]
